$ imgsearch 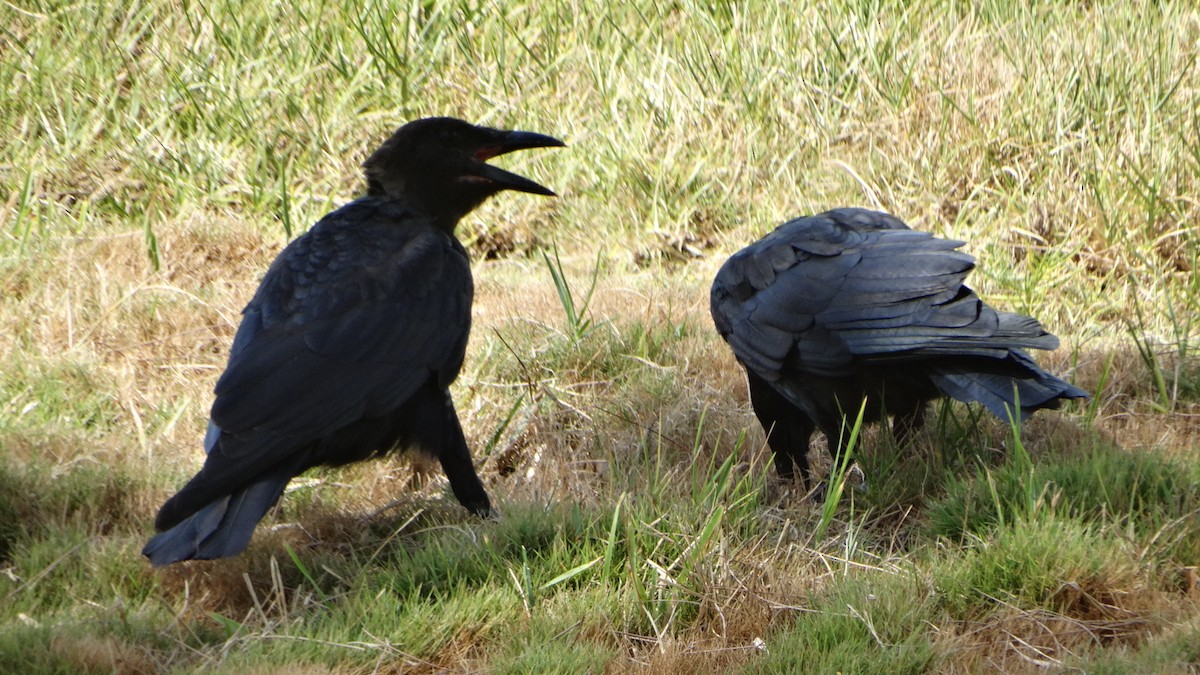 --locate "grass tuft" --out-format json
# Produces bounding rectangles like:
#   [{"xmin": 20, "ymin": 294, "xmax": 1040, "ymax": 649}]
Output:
[{"xmin": 2, "ymin": 0, "xmax": 1199, "ymax": 669}]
